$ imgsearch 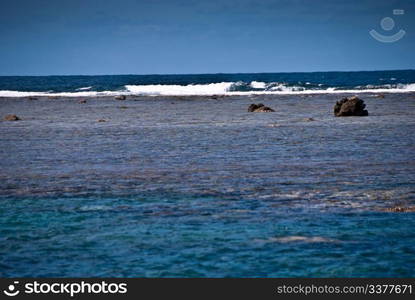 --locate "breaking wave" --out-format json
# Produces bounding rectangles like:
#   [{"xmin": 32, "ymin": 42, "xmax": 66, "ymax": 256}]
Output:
[
  {"xmin": 76, "ymin": 86, "xmax": 93, "ymax": 91},
  {"xmin": 0, "ymin": 90, "xmax": 120, "ymax": 97},
  {"xmin": 1, "ymin": 82, "xmax": 414, "ymax": 97},
  {"xmin": 125, "ymin": 82, "xmax": 234, "ymax": 95}
]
